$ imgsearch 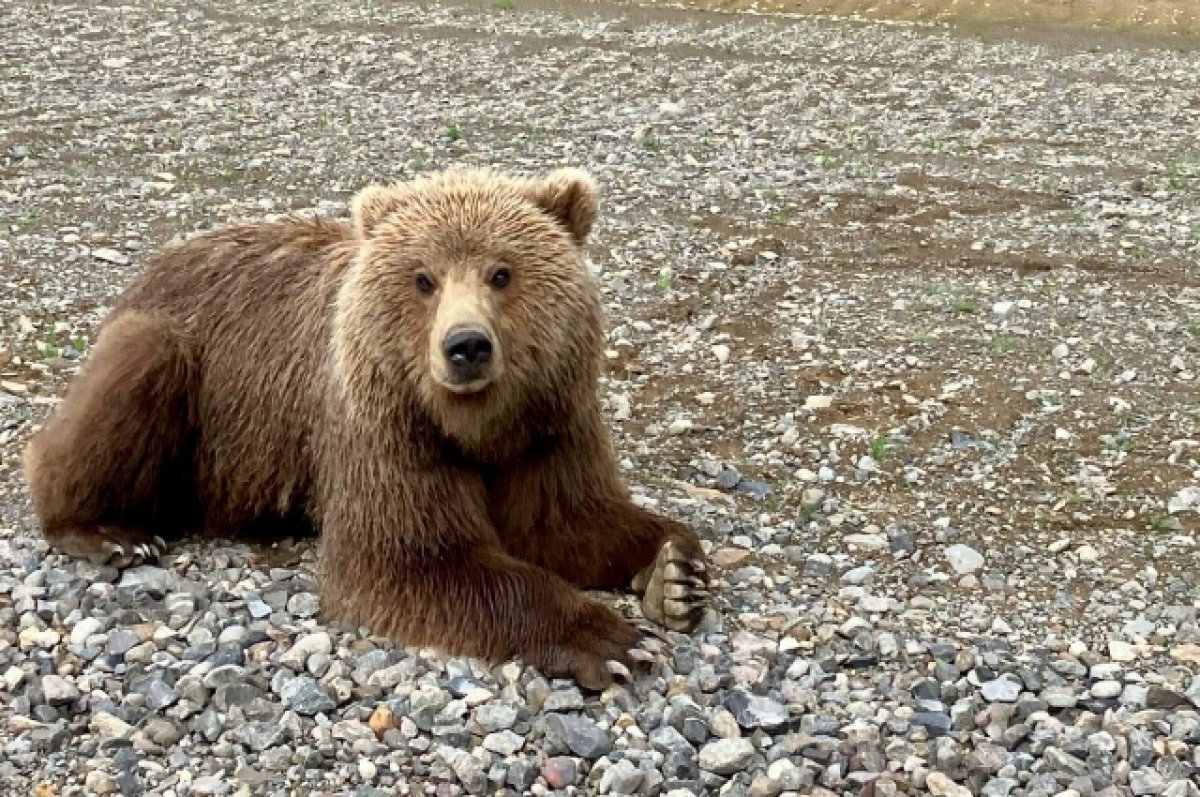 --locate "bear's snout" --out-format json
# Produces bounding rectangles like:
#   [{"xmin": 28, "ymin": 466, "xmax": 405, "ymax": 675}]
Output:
[{"xmin": 442, "ymin": 326, "xmax": 493, "ymax": 383}]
